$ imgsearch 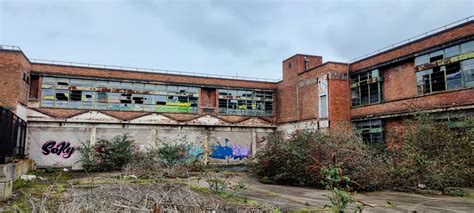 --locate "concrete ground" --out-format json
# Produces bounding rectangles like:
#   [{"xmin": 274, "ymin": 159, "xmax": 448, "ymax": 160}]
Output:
[{"xmin": 193, "ymin": 174, "xmax": 474, "ymax": 212}]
